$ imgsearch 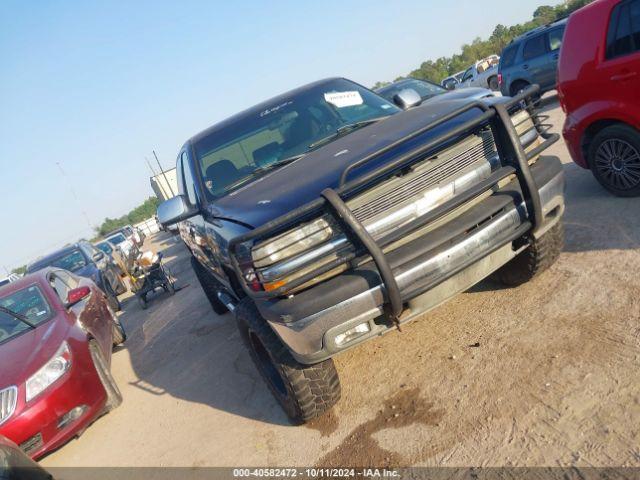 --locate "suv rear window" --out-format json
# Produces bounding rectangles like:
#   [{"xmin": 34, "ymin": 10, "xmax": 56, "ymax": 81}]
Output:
[
  {"xmin": 501, "ymin": 44, "xmax": 519, "ymax": 68},
  {"xmin": 607, "ymin": 0, "xmax": 640, "ymax": 59},
  {"xmin": 523, "ymin": 34, "xmax": 547, "ymax": 60}
]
